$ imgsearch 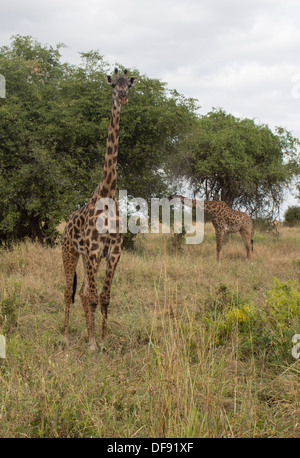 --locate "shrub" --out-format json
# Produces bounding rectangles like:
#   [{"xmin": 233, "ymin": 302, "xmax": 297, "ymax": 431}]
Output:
[
  {"xmin": 122, "ymin": 232, "xmax": 138, "ymax": 251},
  {"xmin": 284, "ymin": 206, "xmax": 300, "ymax": 226},
  {"xmin": 206, "ymin": 279, "xmax": 300, "ymax": 361},
  {"xmin": 0, "ymin": 295, "xmax": 18, "ymax": 333},
  {"xmin": 254, "ymin": 216, "xmax": 279, "ymax": 235},
  {"xmin": 206, "ymin": 284, "xmax": 261, "ymax": 349},
  {"xmin": 265, "ymin": 277, "xmax": 300, "ymax": 334}
]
